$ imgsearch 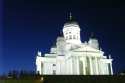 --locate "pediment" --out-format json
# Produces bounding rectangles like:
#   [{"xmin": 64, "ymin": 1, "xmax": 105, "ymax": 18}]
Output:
[{"xmin": 72, "ymin": 44, "xmax": 100, "ymax": 53}]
